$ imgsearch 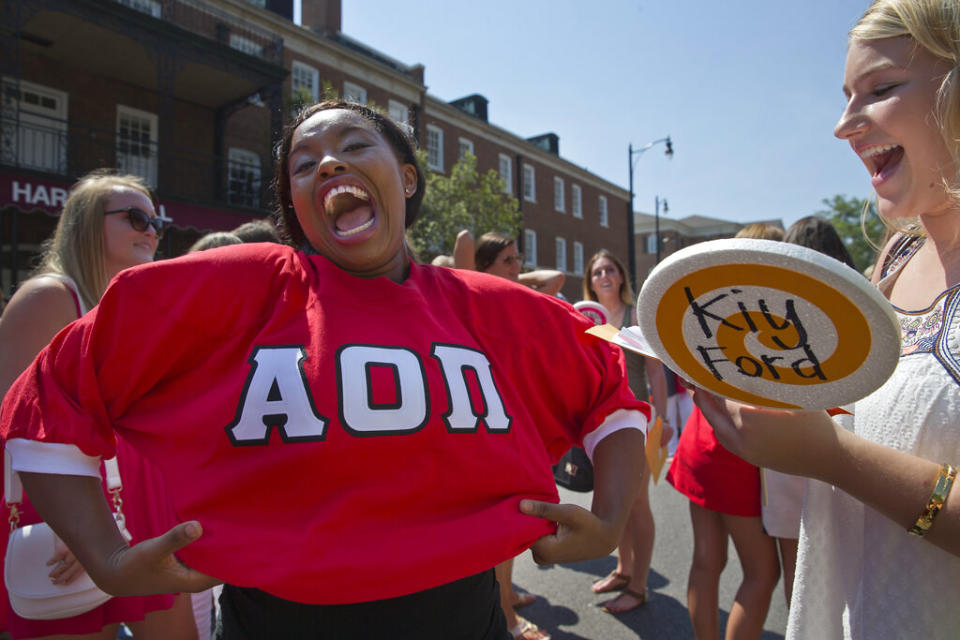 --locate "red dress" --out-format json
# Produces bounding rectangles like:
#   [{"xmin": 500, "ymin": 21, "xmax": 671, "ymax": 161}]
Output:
[{"xmin": 666, "ymin": 407, "xmax": 760, "ymax": 517}]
